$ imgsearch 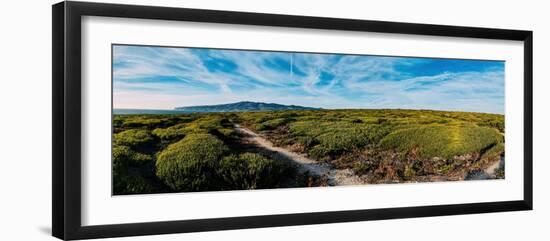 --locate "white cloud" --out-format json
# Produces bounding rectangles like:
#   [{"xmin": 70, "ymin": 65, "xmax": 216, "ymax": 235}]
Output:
[{"xmin": 112, "ymin": 45, "xmax": 504, "ymax": 114}]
